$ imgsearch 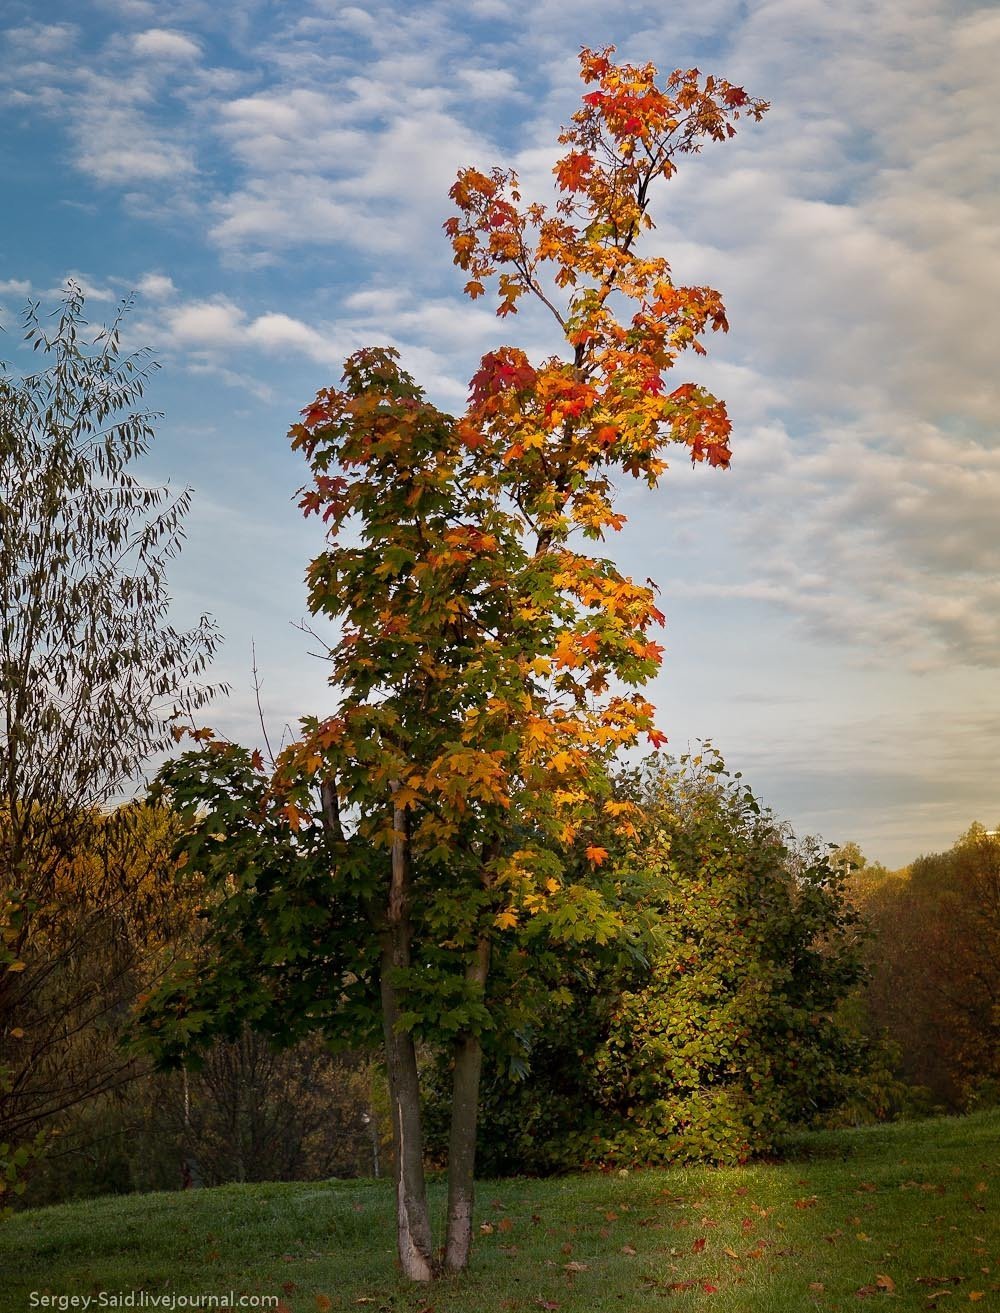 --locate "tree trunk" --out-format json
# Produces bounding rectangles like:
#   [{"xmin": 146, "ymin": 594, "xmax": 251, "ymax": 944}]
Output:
[
  {"xmin": 380, "ymin": 790, "xmax": 435, "ymax": 1282},
  {"xmin": 444, "ymin": 937, "xmax": 491, "ymax": 1273}
]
